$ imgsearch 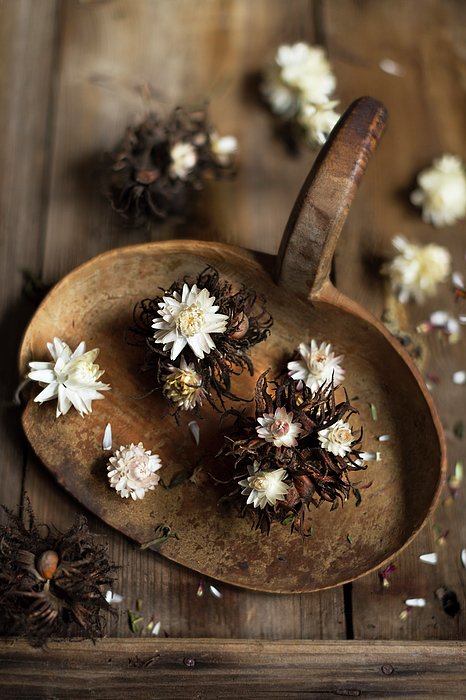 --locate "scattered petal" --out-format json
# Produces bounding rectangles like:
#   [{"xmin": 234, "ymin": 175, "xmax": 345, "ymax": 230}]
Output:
[
  {"xmin": 102, "ymin": 423, "xmax": 112, "ymax": 451},
  {"xmin": 105, "ymin": 590, "xmax": 124, "ymax": 604},
  {"xmin": 378, "ymin": 434, "xmax": 390, "ymax": 442},
  {"xmin": 370, "ymin": 403, "xmax": 378, "ymax": 421},
  {"xmin": 419, "ymin": 552, "xmax": 437, "ymax": 565},
  {"xmin": 152, "ymin": 621, "xmax": 161, "ymax": 636},
  {"xmin": 461, "ymin": 549, "xmax": 466, "ymax": 568},
  {"xmin": 196, "ymin": 579, "xmax": 204, "ymax": 597},
  {"xmin": 405, "ymin": 598, "xmax": 426, "ymax": 607},
  {"xmin": 453, "ymin": 371, "xmax": 466, "ymax": 385},
  {"xmin": 209, "ymin": 585, "xmax": 222, "ymax": 598},
  {"xmin": 379, "ymin": 58, "xmax": 406, "ymax": 77},
  {"xmin": 360, "ymin": 451, "xmax": 382, "ymax": 461},
  {"xmin": 188, "ymin": 420, "xmax": 200, "ymax": 445},
  {"xmin": 399, "ymin": 607, "xmax": 411, "ymax": 620},
  {"xmin": 381, "ymin": 563, "xmax": 396, "ymax": 588}
]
